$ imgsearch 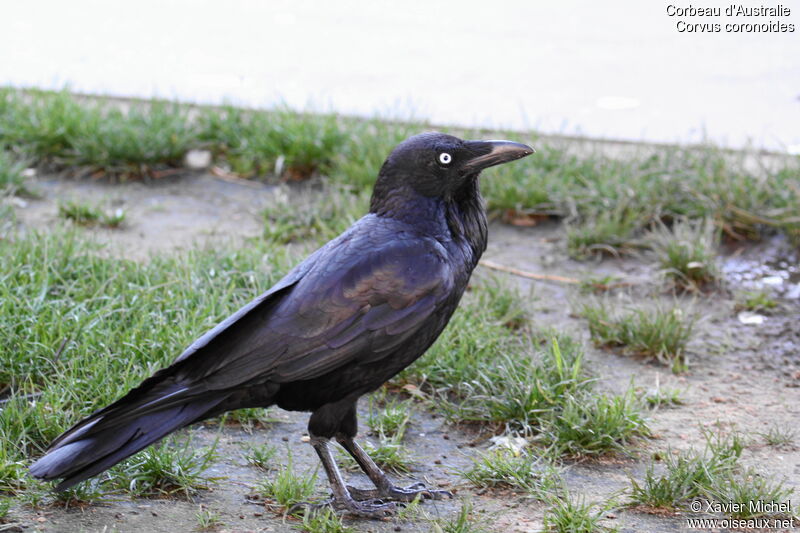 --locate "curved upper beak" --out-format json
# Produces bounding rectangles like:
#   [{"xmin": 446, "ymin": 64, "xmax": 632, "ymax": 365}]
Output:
[{"xmin": 463, "ymin": 140, "xmax": 535, "ymax": 172}]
